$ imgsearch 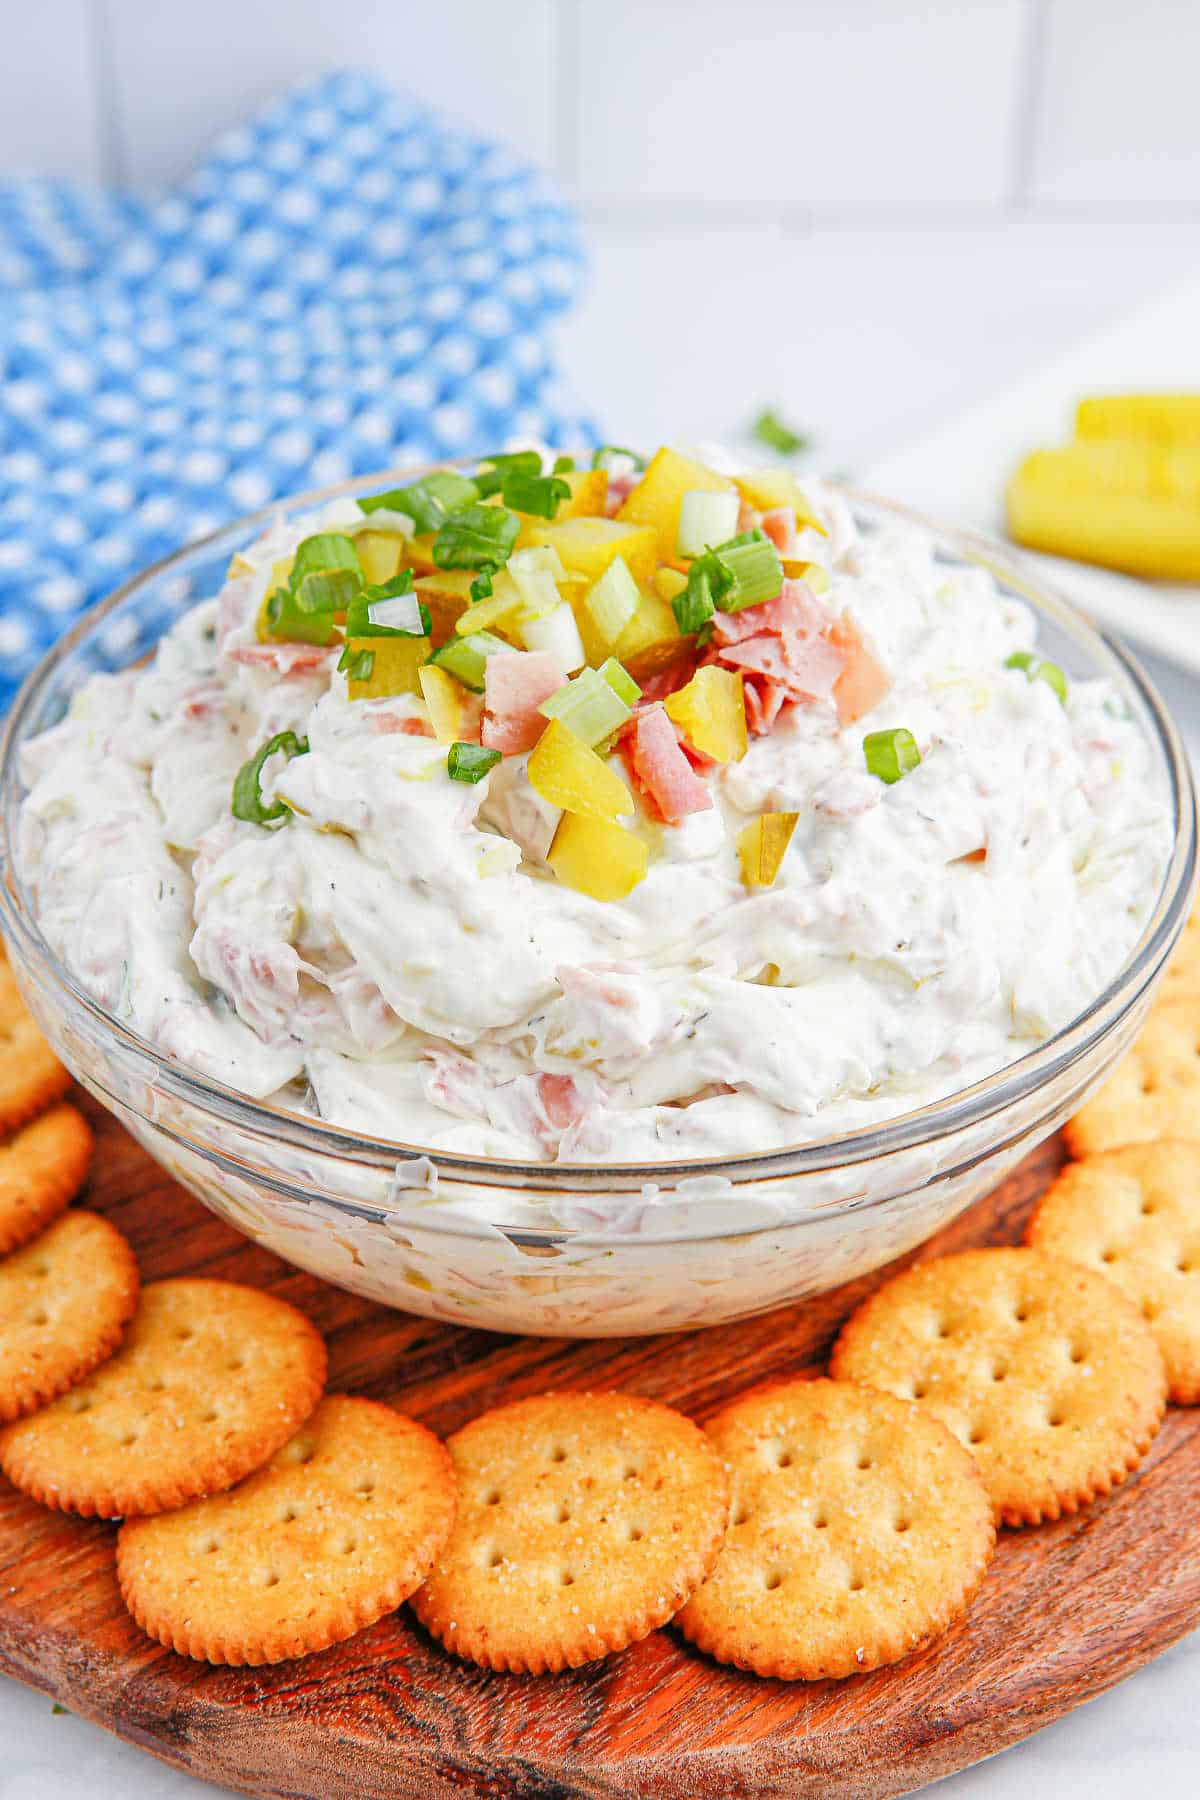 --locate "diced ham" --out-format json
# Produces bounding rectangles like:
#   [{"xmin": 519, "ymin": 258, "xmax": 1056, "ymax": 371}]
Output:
[
  {"xmin": 227, "ymin": 640, "xmax": 335, "ymax": 676},
  {"xmin": 742, "ymin": 675, "xmax": 789, "ymax": 736},
  {"xmin": 628, "ymin": 703, "xmax": 712, "ymax": 824},
  {"xmin": 828, "ymin": 615, "xmax": 892, "ymax": 725},
  {"xmin": 480, "ymin": 651, "xmax": 564, "ymax": 754},
  {"xmin": 718, "ymin": 623, "xmax": 843, "ymax": 701},
  {"xmin": 636, "ymin": 657, "xmax": 700, "ymax": 705},
  {"xmin": 537, "ymin": 1072, "xmax": 586, "ymax": 1130},
  {"xmin": 369, "ymin": 713, "xmax": 435, "ymax": 737},
  {"xmin": 760, "ymin": 506, "xmax": 799, "ymax": 556},
  {"xmin": 710, "ymin": 579, "xmax": 830, "ymax": 646}
]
